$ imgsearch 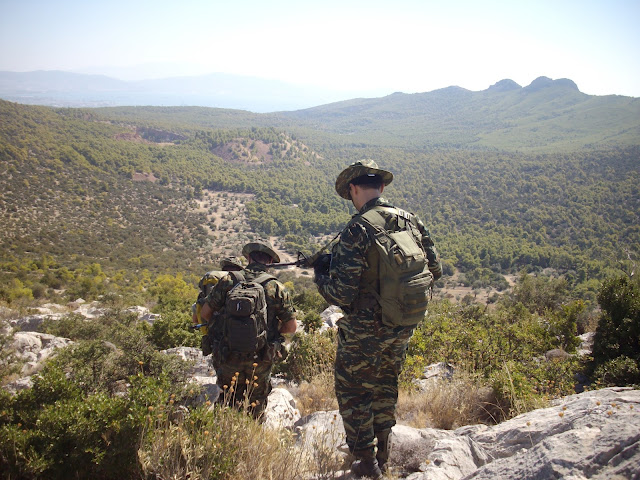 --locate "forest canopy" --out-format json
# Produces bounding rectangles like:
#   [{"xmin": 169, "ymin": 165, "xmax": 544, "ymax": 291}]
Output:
[{"xmin": 0, "ymin": 99, "xmax": 638, "ymax": 307}]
